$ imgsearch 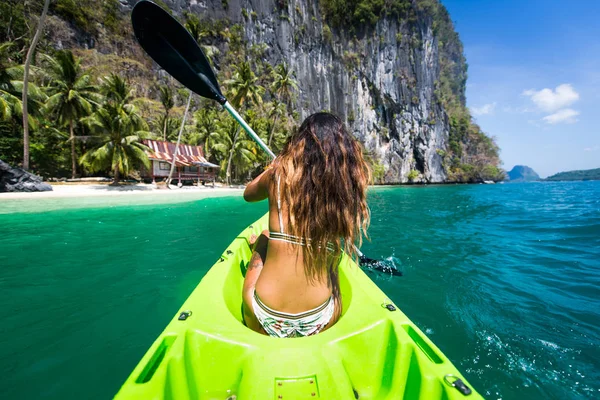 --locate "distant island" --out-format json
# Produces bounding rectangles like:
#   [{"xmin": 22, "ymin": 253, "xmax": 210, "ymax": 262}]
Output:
[
  {"xmin": 507, "ymin": 165, "xmax": 540, "ymax": 182},
  {"xmin": 545, "ymin": 168, "xmax": 600, "ymax": 181}
]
